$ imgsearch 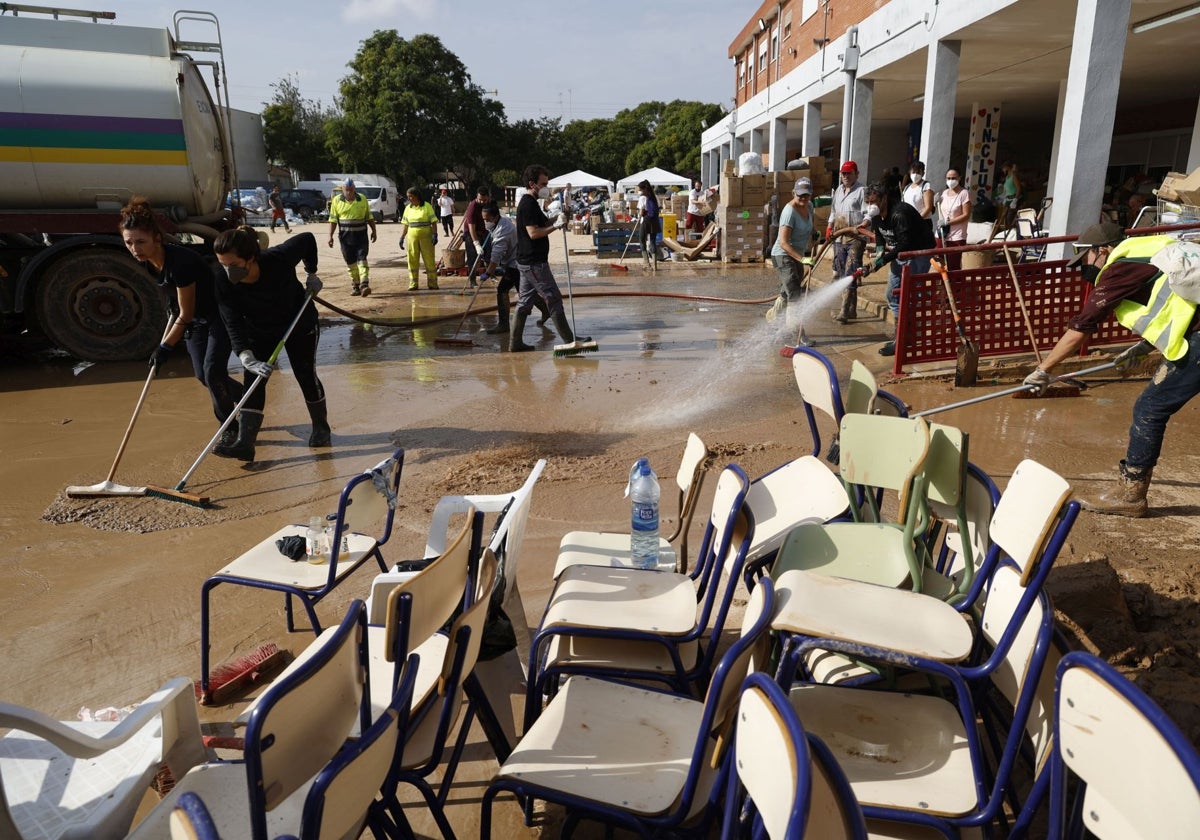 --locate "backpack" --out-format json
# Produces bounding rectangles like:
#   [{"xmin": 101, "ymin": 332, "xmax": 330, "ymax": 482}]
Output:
[{"xmin": 1150, "ymin": 239, "xmax": 1200, "ymax": 304}]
